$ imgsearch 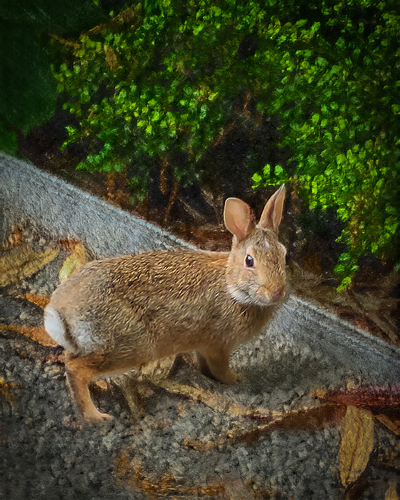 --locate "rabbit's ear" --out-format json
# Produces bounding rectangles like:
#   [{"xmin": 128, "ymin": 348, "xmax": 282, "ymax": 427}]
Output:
[
  {"xmin": 224, "ymin": 198, "xmax": 255, "ymax": 242},
  {"xmin": 259, "ymin": 184, "xmax": 286, "ymax": 233}
]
